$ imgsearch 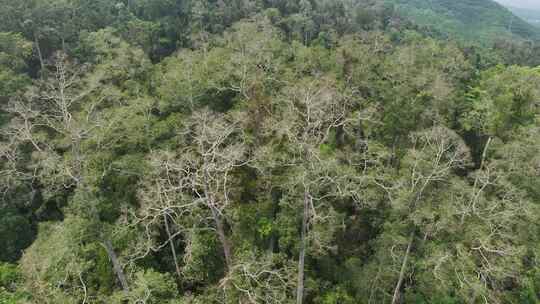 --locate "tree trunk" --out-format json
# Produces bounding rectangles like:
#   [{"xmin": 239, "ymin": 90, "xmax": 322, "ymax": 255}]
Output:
[
  {"xmin": 268, "ymin": 189, "xmax": 280, "ymax": 253},
  {"xmin": 391, "ymin": 135, "xmax": 401, "ymax": 170},
  {"xmin": 33, "ymin": 33, "xmax": 45, "ymax": 72},
  {"xmin": 296, "ymin": 189, "xmax": 310, "ymax": 304},
  {"xmin": 211, "ymin": 206, "xmax": 233, "ymax": 271},
  {"xmin": 203, "ymin": 167, "xmax": 233, "ymax": 272},
  {"xmin": 335, "ymin": 125, "xmax": 345, "ymax": 148},
  {"xmin": 103, "ymin": 239, "xmax": 129, "ymax": 293},
  {"xmin": 391, "ymin": 232, "xmax": 414, "ymax": 304},
  {"xmin": 164, "ymin": 213, "xmax": 182, "ymax": 280}
]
